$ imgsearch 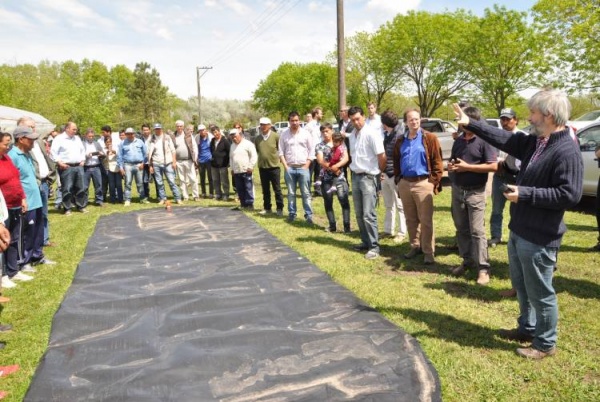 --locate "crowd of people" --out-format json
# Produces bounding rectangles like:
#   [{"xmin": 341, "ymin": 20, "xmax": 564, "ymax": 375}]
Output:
[{"xmin": 0, "ymin": 88, "xmax": 598, "ymax": 396}]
